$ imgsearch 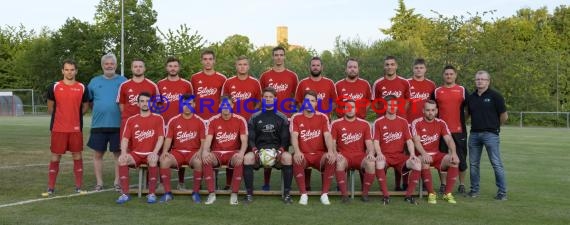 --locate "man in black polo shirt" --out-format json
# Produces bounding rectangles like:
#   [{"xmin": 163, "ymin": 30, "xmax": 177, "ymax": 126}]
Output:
[{"xmin": 466, "ymin": 70, "xmax": 508, "ymax": 200}]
